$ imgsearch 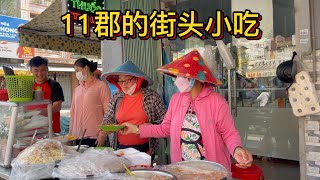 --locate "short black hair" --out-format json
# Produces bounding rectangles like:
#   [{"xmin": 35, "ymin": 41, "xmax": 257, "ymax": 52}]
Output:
[{"xmin": 29, "ymin": 56, "xmax": 48, "ymax": 67}]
